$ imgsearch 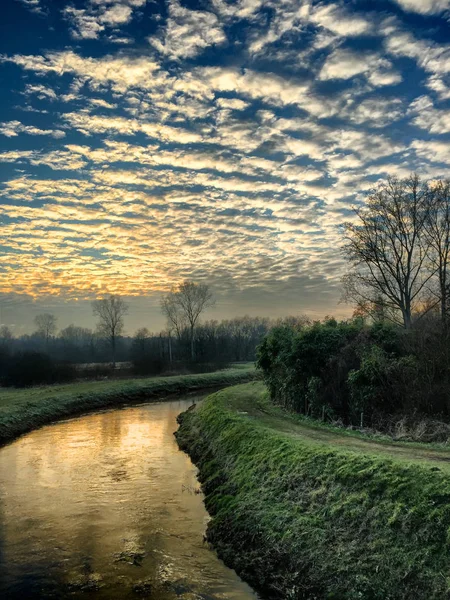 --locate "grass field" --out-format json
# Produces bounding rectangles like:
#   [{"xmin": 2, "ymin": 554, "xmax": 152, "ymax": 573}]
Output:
[
  {"xmin": 176, "ymin": 381, "xmax": 450, "ymax": 600},
  {"xmin": 0, "ymin": 364, "xmax": 257, "ymax": 447}
]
